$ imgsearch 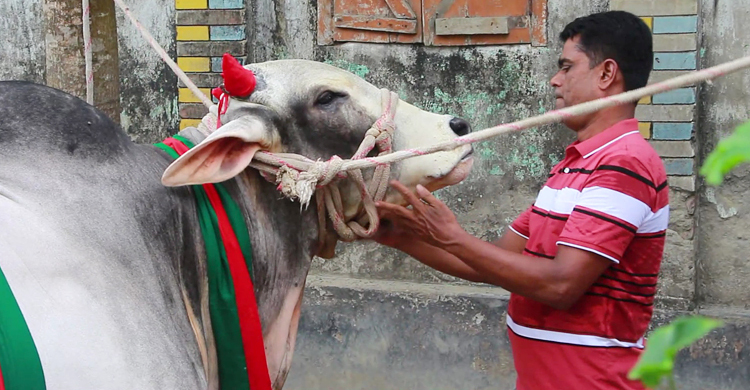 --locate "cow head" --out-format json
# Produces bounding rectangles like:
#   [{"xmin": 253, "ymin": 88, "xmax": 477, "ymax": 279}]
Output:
[{"xmin": 162, "ymin": 56, "xmax": 474, "ymax": 244}]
